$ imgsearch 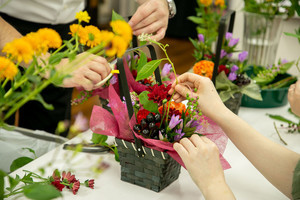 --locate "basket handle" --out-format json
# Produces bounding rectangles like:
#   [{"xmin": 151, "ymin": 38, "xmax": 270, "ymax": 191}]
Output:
[
  {"xmin": 117, "ymin": 44, "xmax": 162, "ymax": 157},
  {"xmin": 212, "ymin": 9, "xmax": 236, "ymax": 84}
]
